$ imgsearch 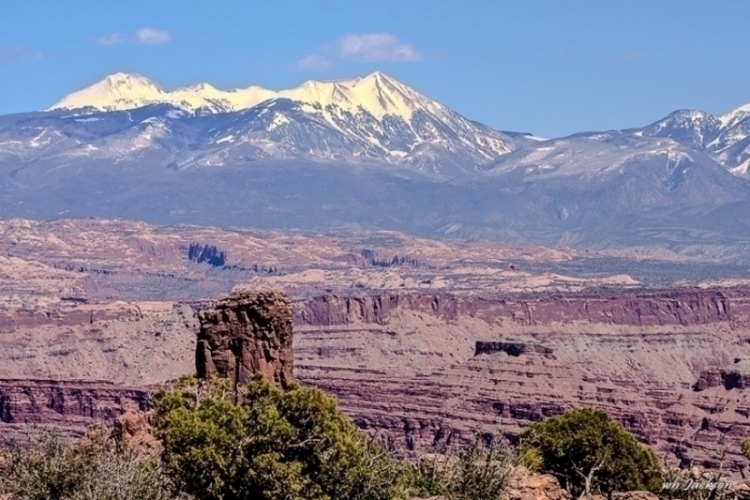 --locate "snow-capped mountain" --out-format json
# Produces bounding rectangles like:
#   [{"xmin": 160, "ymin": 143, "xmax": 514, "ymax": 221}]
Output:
[
  {"xmin": 48, "ymin": 73, "xmax": 276, "ymax": 114},
  {"xmin": 2, "ymin": 71, "xmax": 750, "ymax": 252},
  {"xmin": 484, "ymin": 131, "xmax": 749, "ymax": 214},
  {"xmin": 43, "ymin": 71, "xmax": 534, "ymax": 173},
  {"xmin": 49, "ymin": 71, "xmax": 458, "ymax": 119},
  {"xmin": 632, "ymin": 103, "xmax": 750, "ymax": 175},
  {"xmin": 715, "ymin": 103, "xmax": 750, "ymax": 175},
  {"xmin": 634, "ymin": 110, "xmax": 721, "ymax": 150},
  {"xmin": 720, "ymin": 102, "xmax": 750, "ymax": 129}
]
